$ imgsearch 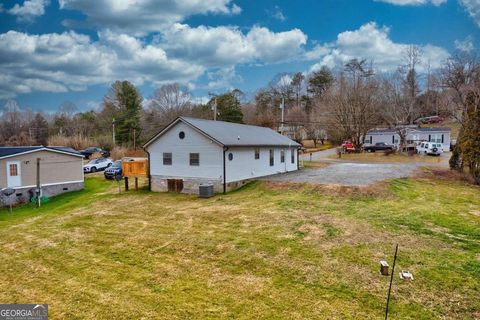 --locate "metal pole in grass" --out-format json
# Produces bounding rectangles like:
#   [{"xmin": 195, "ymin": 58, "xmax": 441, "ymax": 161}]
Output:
[
  {"xmin": 385, "ymin": 244, "xmax": 399, "ymax": 320},
  {"xmin": 115, "ymin": 174, "xmax": 122, "ymax": 194}
]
